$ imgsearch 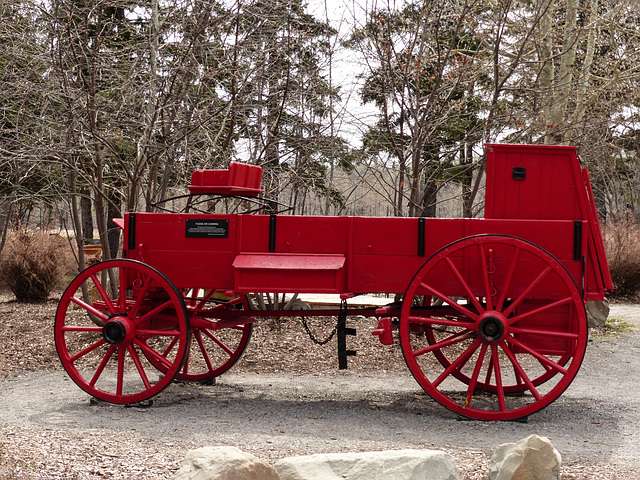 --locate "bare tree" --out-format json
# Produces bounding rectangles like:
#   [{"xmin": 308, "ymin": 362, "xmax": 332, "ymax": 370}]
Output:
[{"xmin": 348, "ymin": 0, "xmax": 485, "ymax": 217}]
